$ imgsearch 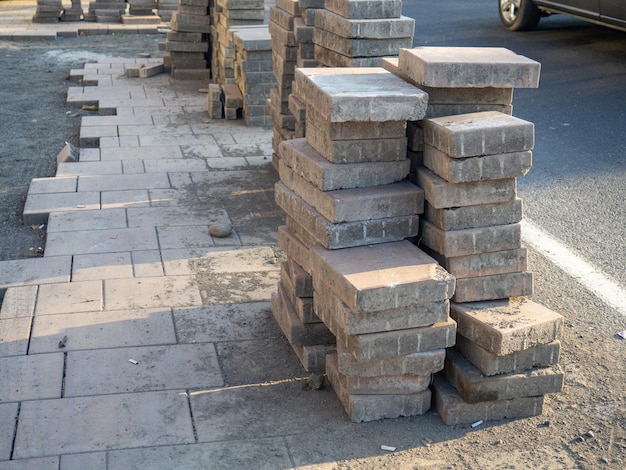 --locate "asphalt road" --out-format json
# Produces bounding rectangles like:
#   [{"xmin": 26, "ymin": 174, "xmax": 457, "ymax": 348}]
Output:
[{"xmin": 403, "ymin": 0, "xmax": 626, "ymax": 309}]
